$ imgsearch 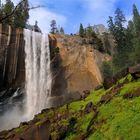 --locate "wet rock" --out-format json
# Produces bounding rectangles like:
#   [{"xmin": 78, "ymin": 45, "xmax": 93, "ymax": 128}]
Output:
[
  {"xmin": 129, "ymin": 64, "xmax": 140, "ymax": 80},
  {"xmin": 103, "ymin": 77, "xmax": 115, "ymax": 89},
  {"xmin": 15, "ymin": 119, "xmax": 50, "ymax": 140},
  {"xmin": 100, "ymin": 94, "xmax": 113, "ymax": 104},
  {"xmin": 123, "ymin": 88, "xmax": 140, "ymax": 99},
  {"xmin": 81, "ymin": 90, "xmax": 90, "ymax": 99},
  {"xmin": 84, "ymin": 102, "xmax": 94, "ymax": 113},
  {"xmin": 103, "ymin": 68, "xmax": 129, "ymax": 89},
  {"xmin": 95, "ymin": 85, "xmax": 103, "ymax": 91},
  {"xmin": 0, "ymin": 88, "xmax": 17, "ymax": 102}
]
